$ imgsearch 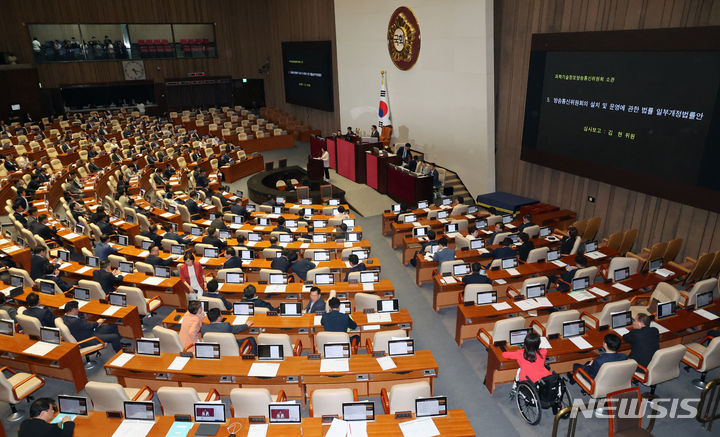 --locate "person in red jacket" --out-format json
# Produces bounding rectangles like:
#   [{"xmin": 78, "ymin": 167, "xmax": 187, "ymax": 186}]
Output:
[
  {"xmin": 502, "ymin": 332, "xmax": 551, "ymax": 384},
  {"xmin": 179, "ymin": 252, "xmax": 205, "ymax": 300}
]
